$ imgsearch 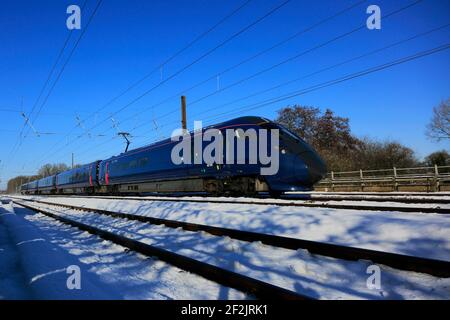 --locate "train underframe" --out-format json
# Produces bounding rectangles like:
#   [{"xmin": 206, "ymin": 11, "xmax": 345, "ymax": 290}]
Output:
[{"xmin": 24, "ymin": 176, "xmax": 275, "ymax": 197}]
